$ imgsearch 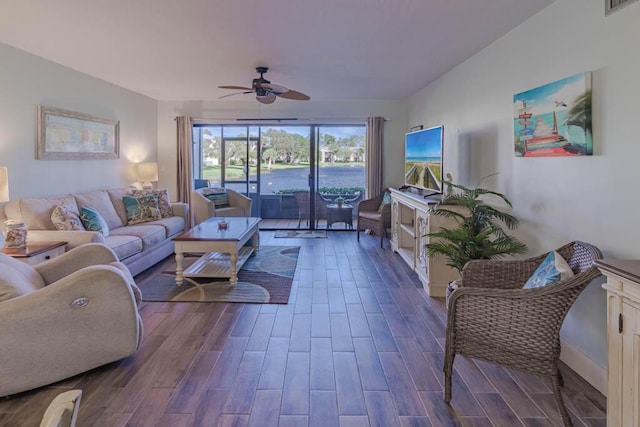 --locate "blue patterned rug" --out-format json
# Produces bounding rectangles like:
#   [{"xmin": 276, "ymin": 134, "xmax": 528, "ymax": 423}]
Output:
[{"xmin": 139, "ymin": 246, "xmax": 299, "ymax": 304}]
